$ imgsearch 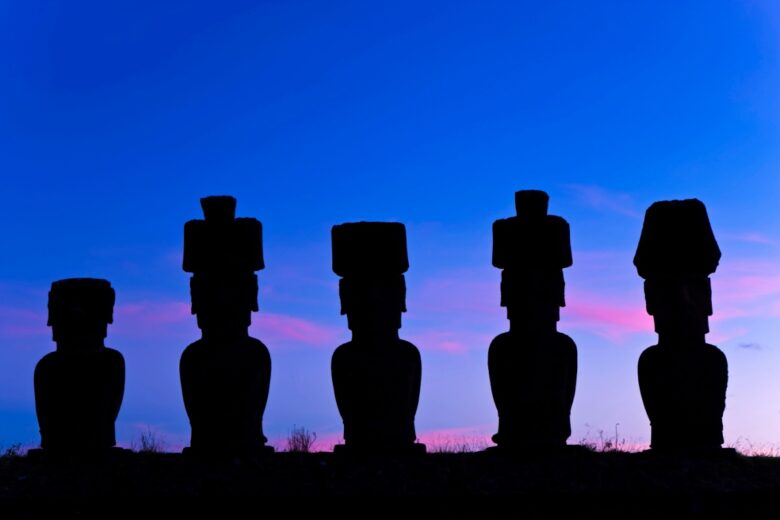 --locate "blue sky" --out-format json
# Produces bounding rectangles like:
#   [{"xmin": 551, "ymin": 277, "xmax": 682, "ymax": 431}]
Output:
[{"xmin": 1, "ymin": 1, "xmax": 779, "ymax": 450}]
